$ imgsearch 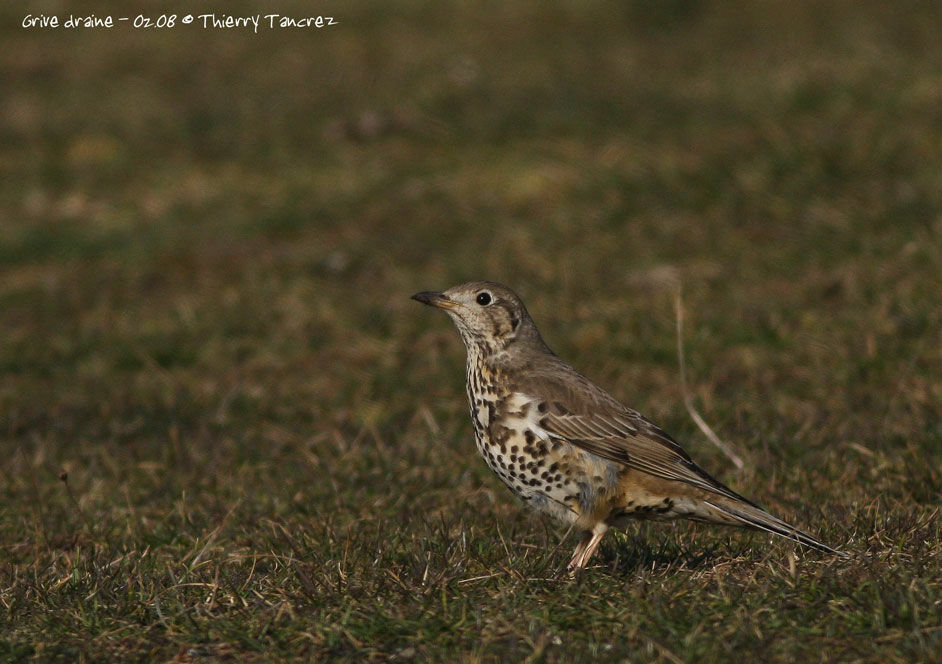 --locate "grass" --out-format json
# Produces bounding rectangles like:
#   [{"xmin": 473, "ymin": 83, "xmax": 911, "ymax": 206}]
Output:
[{"xmin": 1, "ymin": 0, "xmax": 940, "ymax": 661}]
